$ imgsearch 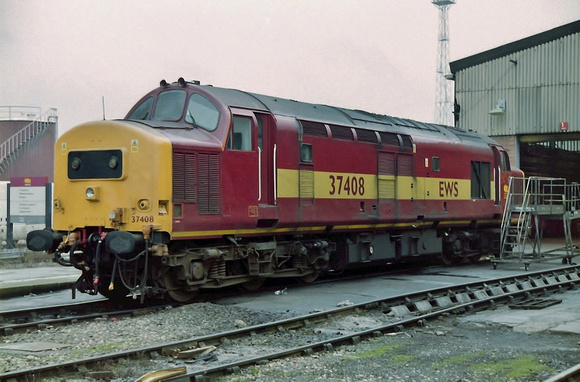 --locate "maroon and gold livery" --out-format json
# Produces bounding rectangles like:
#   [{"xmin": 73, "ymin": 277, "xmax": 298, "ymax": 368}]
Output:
[{"xmin": 27, "ymin": 78, "xmax": 522, "ymax": 302}]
